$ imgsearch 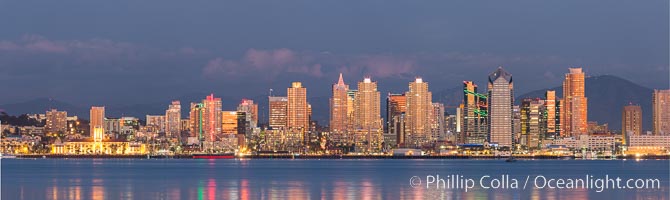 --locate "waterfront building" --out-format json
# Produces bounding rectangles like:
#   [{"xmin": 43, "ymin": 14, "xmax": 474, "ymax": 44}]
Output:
[
  {"xmin": 51, "ymin": 127, "xmax": 146, "ymax": 155},
  {"xmin": 45, "ymin": 109, "xmax": 67, "ymax": 134},
  {"xmin": 487, "ymin": 67, "xmax": 514, "ymax": 147},
  {"xmin": 625, "ymin": 135, "xmax": 670, "ymax": 155},
  {"xmin": 552, "ymin": 135, "xmax": 616, "ymax": 151},
  {"xmin": 622, "ymin": 104, "xmax": 643, "ymax": 144},
  {"xmin": 405, "ymin": 77, "xmax": 433, "ymax": 148},
  {"xmin": 561, "ymin": 68, "xmax": 588, "ymax": 137},
  {"xmin": 653, "ymin": 89, "xmax": 670, "ymax": 135}
]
